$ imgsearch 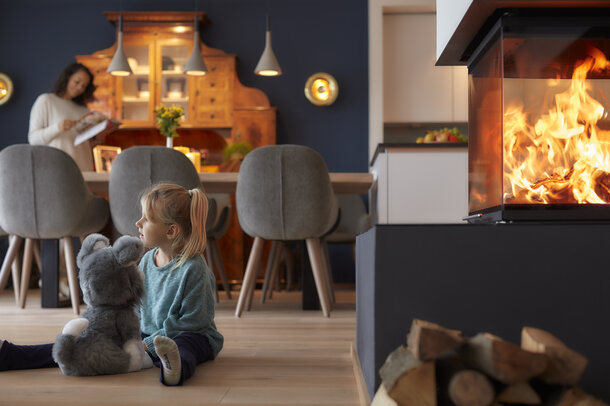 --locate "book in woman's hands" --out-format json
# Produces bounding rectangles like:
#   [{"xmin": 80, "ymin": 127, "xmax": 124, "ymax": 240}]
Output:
[{"xmin": 74, "ymin": 111, "xmax": 121, "ymax": 146}]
